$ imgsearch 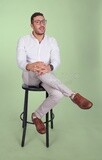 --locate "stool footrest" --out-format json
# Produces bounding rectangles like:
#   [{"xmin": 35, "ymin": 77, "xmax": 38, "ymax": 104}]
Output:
[{"xmin": 20, "ymin": 112, "xmax": 55, "ymax": 125}]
